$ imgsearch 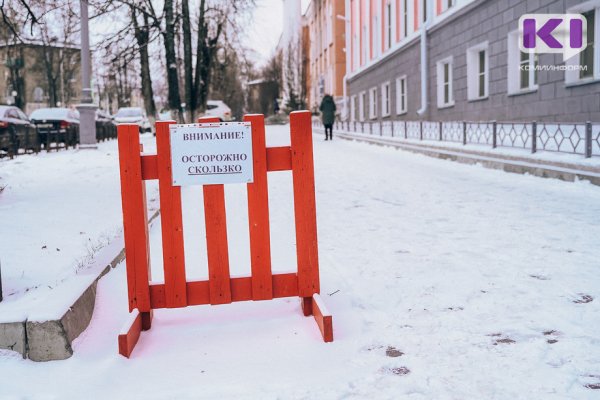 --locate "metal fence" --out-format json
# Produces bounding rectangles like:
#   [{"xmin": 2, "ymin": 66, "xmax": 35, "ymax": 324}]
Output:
[{"xmin": 316, "ymin": 119, "xmax": 600, "ymax": 158}]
